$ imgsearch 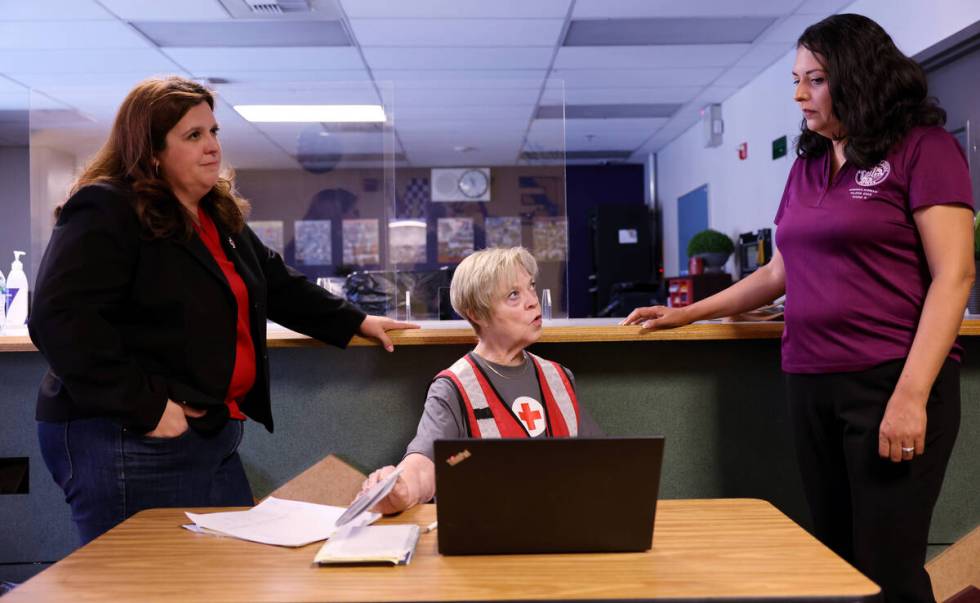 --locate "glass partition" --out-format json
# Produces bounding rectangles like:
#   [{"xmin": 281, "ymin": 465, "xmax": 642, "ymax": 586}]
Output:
[{"xmin": 29, "ymin": 77, "xmax": 567, "ymax": 321}]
